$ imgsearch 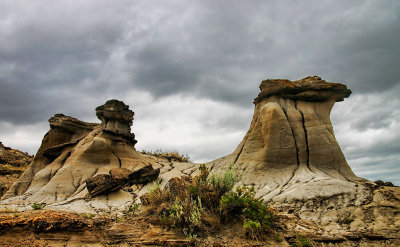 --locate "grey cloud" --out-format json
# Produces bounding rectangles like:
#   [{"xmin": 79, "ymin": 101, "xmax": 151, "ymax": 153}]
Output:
[
  {"xmin": 347, "ymin": 135, "xmax": 400, "ymax": 160},
  {"xmin": 350, "ymin": 156, "xmax": 400, "ymax": 185},
  {"xmin": 2, "ymin": 1, "xmax": 399, "ymax": 125},
  {"xmin": 351, "ymin": 111, "xmax": 397, "ymax": 131},
  {"xmin": 0, "ymin": 1, "xmax": 130, "ymax": 124}
]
